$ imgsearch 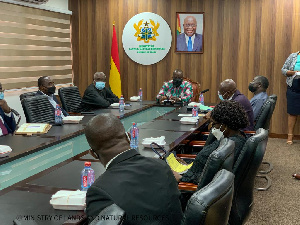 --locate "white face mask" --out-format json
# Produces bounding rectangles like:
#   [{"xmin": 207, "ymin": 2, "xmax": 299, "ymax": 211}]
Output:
[{"xmin": 211, "ymin": 124, "xmax": 225, "ymax": 140}]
